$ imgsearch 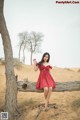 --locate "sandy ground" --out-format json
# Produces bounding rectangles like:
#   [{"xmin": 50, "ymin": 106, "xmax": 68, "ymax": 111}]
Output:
[{"xmin": 0, "ymin": 63, "xmax": 80, "ymax": 120}]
